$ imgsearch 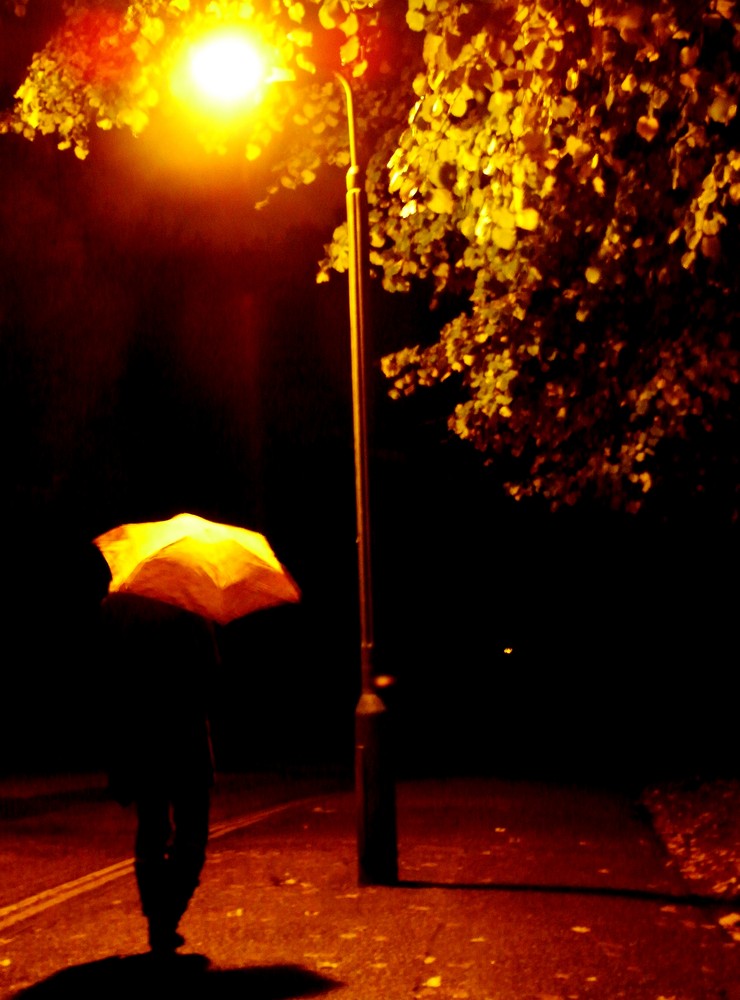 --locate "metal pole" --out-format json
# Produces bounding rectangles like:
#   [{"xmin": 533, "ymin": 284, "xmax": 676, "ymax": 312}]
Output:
[{"xmin": 335, "ymin": 71, "xmax": 398, "ymax": 886}]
